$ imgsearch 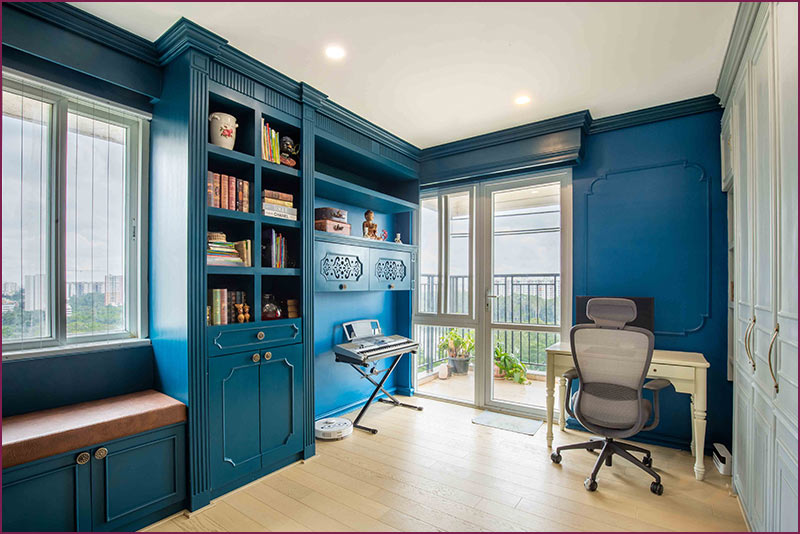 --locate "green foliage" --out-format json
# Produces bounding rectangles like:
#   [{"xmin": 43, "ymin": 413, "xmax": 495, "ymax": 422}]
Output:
[
  {"xmin": 494, "ymin": 344, "xmax": 529, "ymax": 384},
  {"xmin": 437, "ymin": 328, "xmax": 474, "ymax": 359}
]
